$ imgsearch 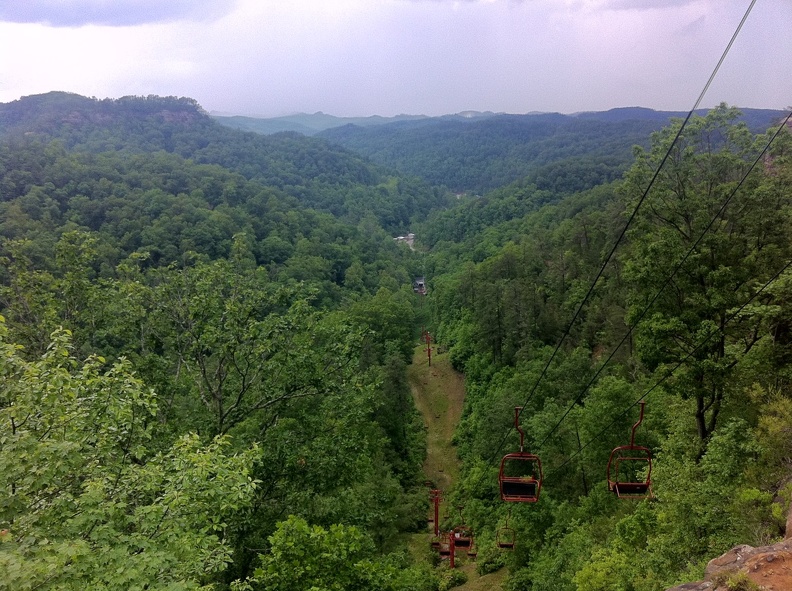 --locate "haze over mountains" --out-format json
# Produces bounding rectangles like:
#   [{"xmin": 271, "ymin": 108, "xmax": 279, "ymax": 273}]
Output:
[
  {"xmin": 212, "ymin": 106, "xmax": 785, "ymax": 136},
  {"xmin": 212, "ymin": 110, "xmax": 499, "ymax": 136},
  {"xmin": 212, "ymin": 106, "xmax": 787, "ymax": 193},
  {"xmin": 4, "ymin": 91, "xmax": 784, "ymax": 198}
]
